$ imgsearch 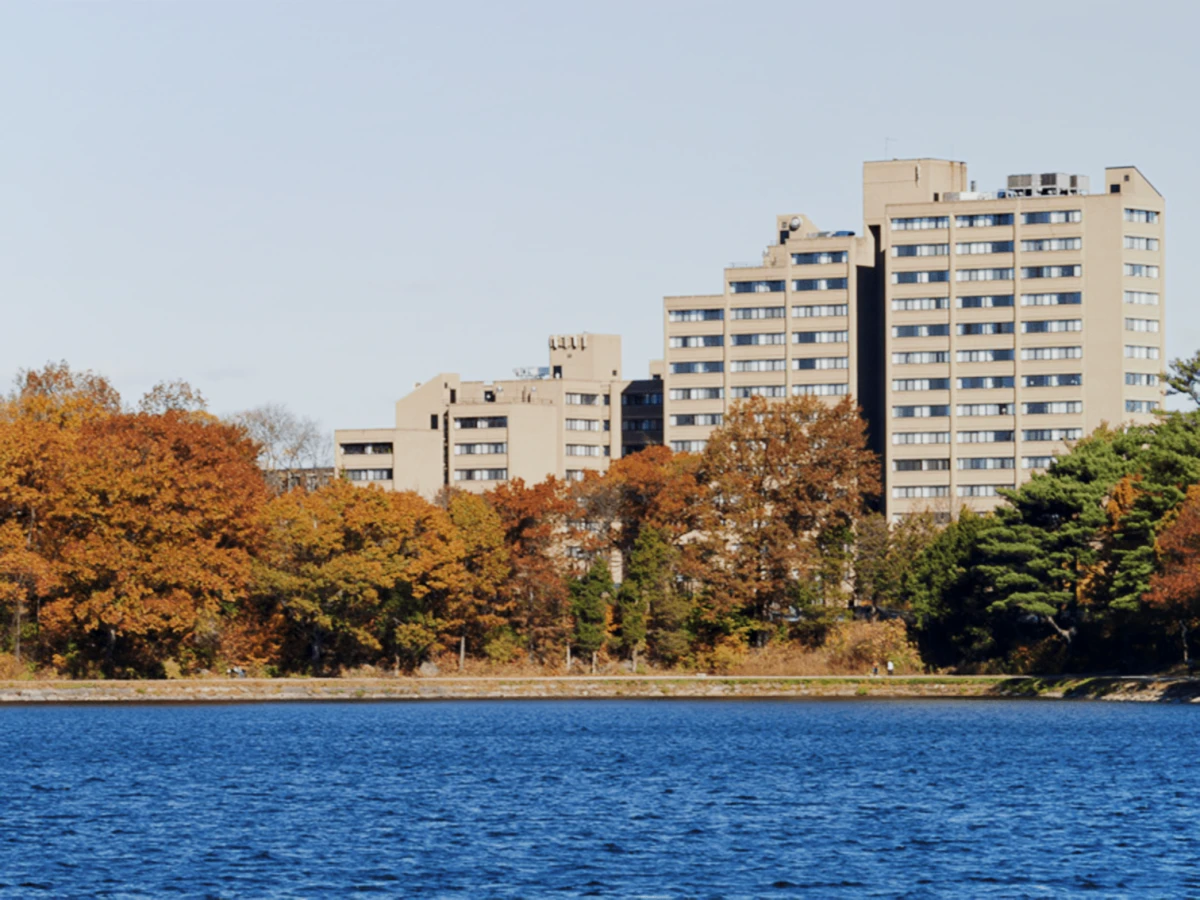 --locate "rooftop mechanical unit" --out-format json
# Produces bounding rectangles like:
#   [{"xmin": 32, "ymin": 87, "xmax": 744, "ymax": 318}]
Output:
[{"xmin": 1005, "ymin": 173, "xmax": 1090, "ymax": 196}]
